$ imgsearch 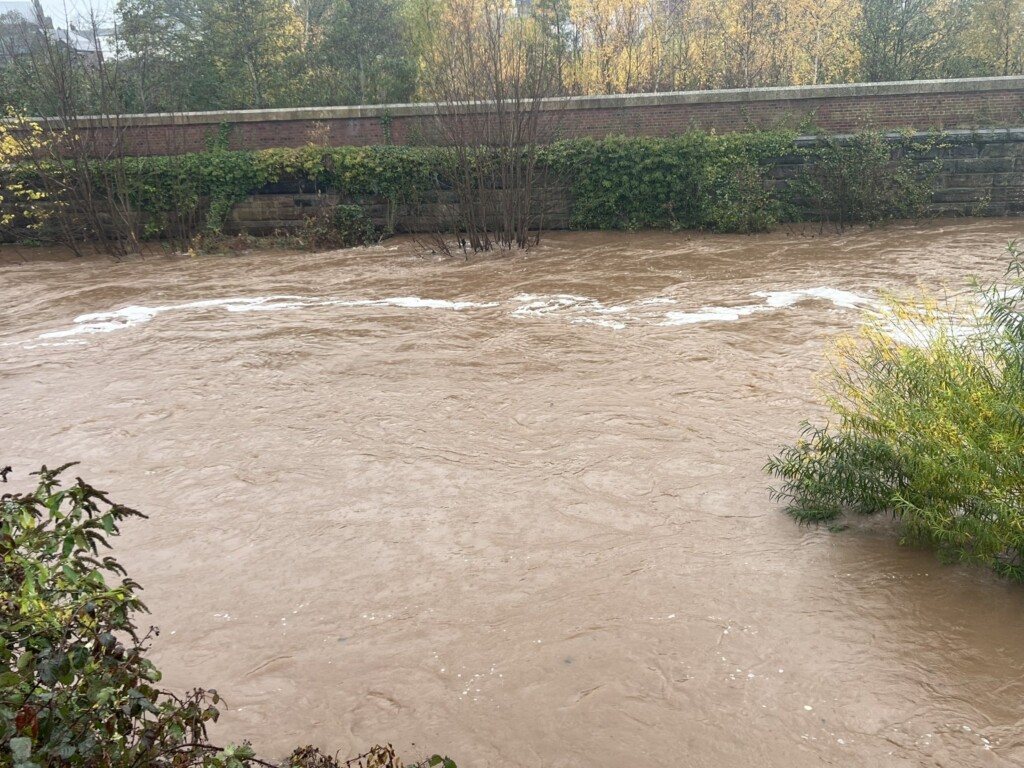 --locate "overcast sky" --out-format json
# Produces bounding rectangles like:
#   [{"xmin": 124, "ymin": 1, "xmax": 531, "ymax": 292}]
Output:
[{"xmin": 37, "ymin": 0, "xmax": 116, "ymax": 26}]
